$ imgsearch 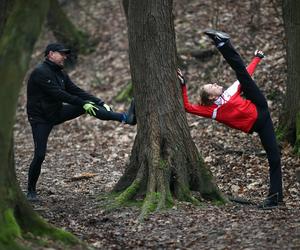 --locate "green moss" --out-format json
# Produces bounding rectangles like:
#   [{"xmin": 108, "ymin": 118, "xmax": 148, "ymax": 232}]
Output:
[
  {"xmin": 139, "ymin": 192, "xmax": 160, "ymax": 220},
  {"xmin": 212, "ymin": 198, "xmax": 227, "ymax": 206},
  {"xmin": 276, "ymin": 125, "xmax": 287, "ymax": 142},
  {"xmin": 165, "ymin": 191, "xmax": 174, "ymax": 208},
  {"xmin": 49, "ymin": 229, "xmax": 78, "ymax": 245},
  {"xmin": 159, "ymin": 159, "xmax": 168, "ymax": 170},
  {"xmin": 0, "ymin": 209, "xmax": 27, "ymax": 250},
  {"xmin": 97, "ymin": 191, "xmax": 143, "ymax": 213},
  {"xmin": 115, "ymin": 82, "xmax": 133, "ymax": 102},
  {"xmin": 0, "ymin": 209, "xmax": 21, "ymax": 244},
  {"xmin": 116, "ymin": 180, "xmax": 140, "ymax": 204},
  {"xmin": 26, "ymin": 216, "xmax": 79, "ymax": 246},
  {"xmin": 0, "ymin": 242, "xmax": 28, "ymax": 250},
  {"xmin": 177, "ymin": 184, "xmax": 200, "ymax": 205}
]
